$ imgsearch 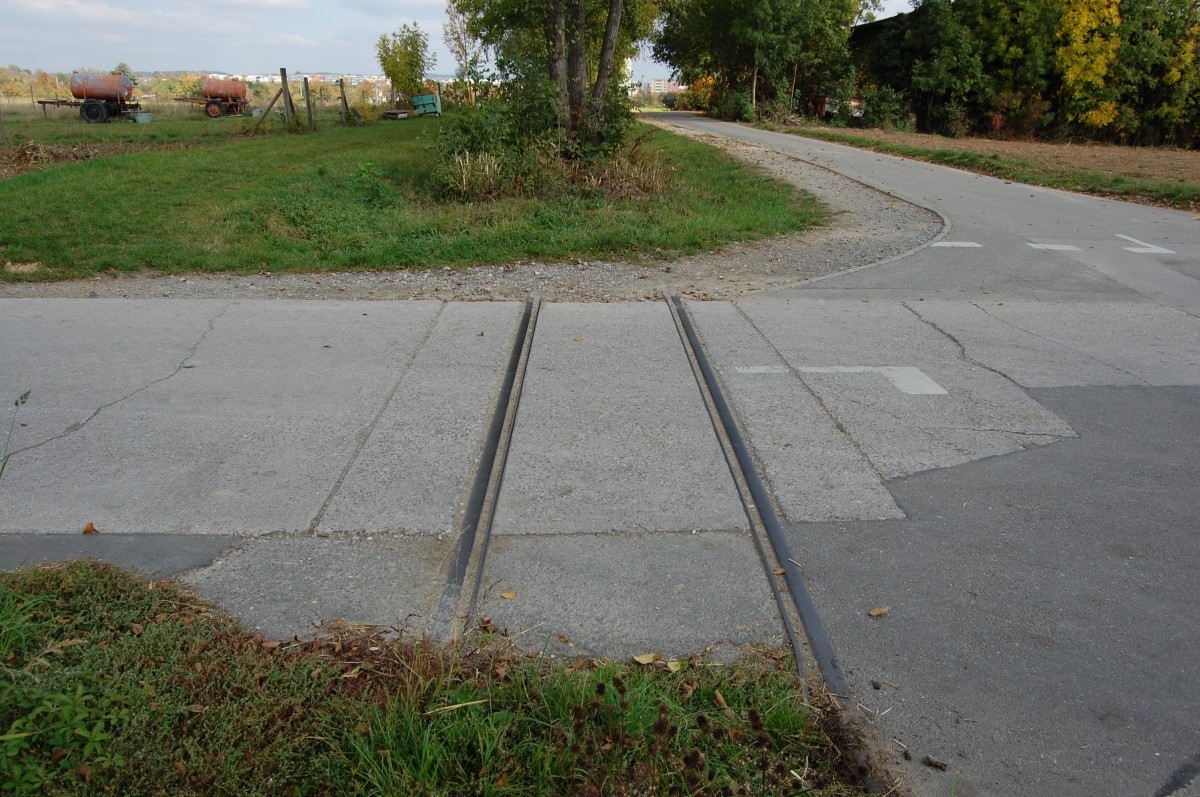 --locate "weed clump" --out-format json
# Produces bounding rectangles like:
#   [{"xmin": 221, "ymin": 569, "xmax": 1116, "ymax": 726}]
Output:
[{"xmin": 0, "ymin": 561, "xmax": 875, "ymax": 796}]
